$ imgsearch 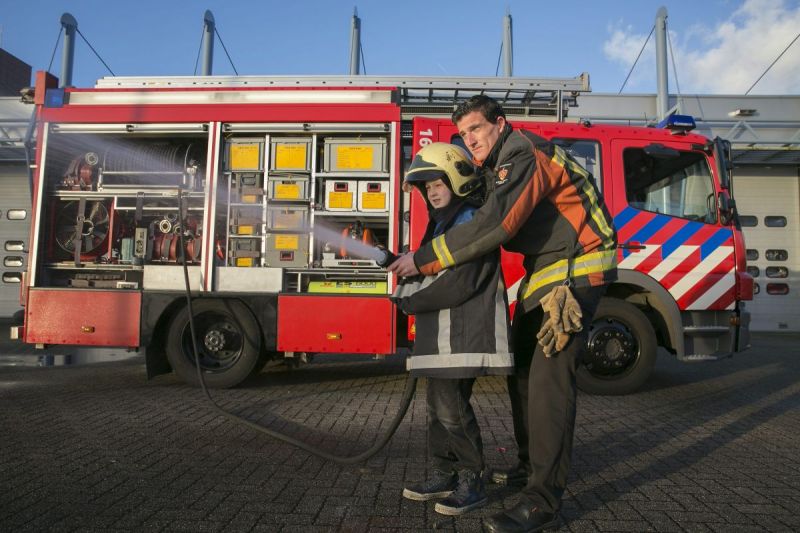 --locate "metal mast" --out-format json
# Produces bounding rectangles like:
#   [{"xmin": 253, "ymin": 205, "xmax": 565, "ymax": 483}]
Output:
[
  {"xmin": 59, "ymin": 13, "xmax": 78, "ymax": 88},
  {"xmin": 349, "ymin": 8, "xmax": 362, "ymax": 75}
]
